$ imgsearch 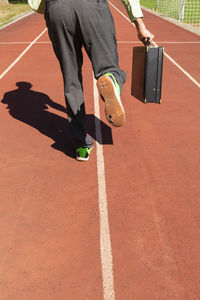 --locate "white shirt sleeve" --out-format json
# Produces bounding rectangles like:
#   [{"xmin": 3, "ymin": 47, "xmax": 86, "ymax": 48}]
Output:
[{"xmin": 121, "ymin": 0, "xmax": 143, "ymax": 22}]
